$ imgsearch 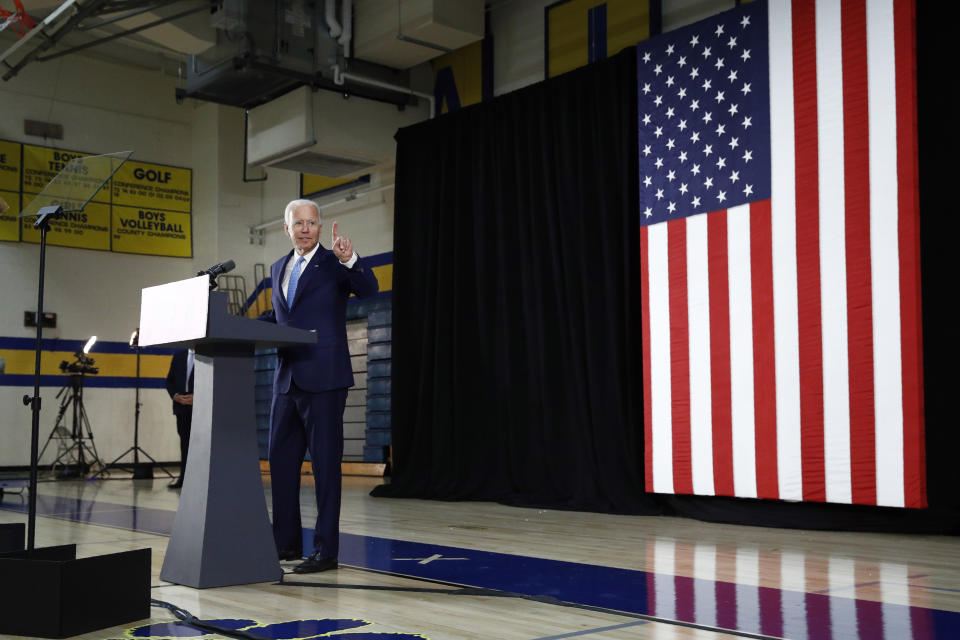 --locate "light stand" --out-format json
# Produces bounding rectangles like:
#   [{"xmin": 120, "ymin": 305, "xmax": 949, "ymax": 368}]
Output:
[{"xmin": 99, "ymin": 329, "xmax": 172, "ymax": 480}]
